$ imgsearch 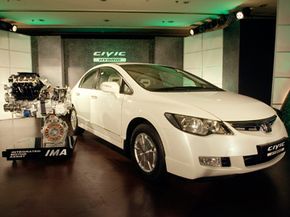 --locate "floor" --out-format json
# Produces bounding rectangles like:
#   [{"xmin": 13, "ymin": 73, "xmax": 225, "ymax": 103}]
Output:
[{"xmin": 0, "ymin": 118, "xmax": 289, "ymax": 217}]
